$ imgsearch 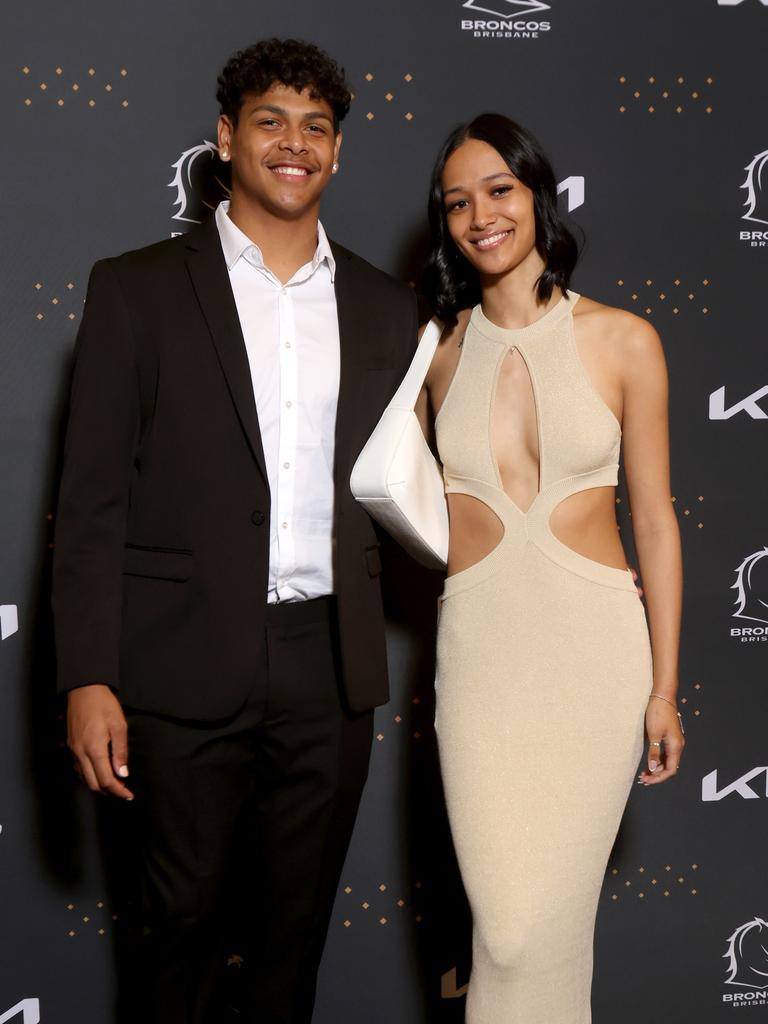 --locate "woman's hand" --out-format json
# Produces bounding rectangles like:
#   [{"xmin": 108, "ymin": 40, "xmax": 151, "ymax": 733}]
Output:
[{"xmin": 637, "ymin": 696, "xmax": 685, "ymax": 786}]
